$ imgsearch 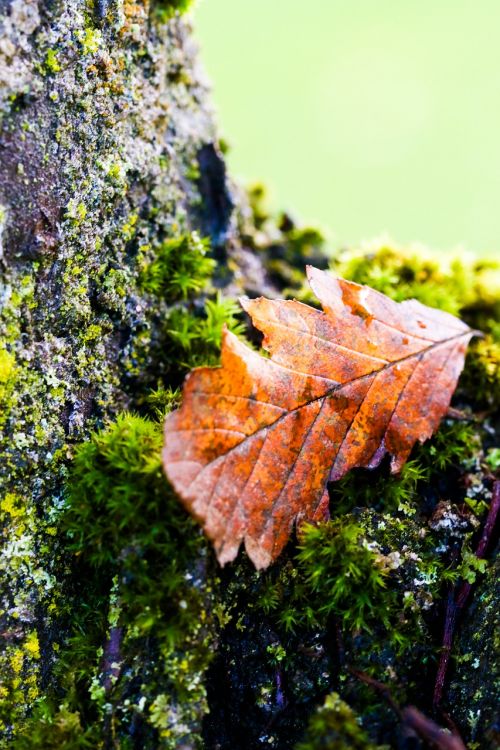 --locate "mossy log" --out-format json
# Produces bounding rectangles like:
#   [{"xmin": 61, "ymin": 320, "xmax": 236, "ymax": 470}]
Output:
[{"xmin": 1, "ymin": 2, "xmax": 498, "ymax": 749}]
